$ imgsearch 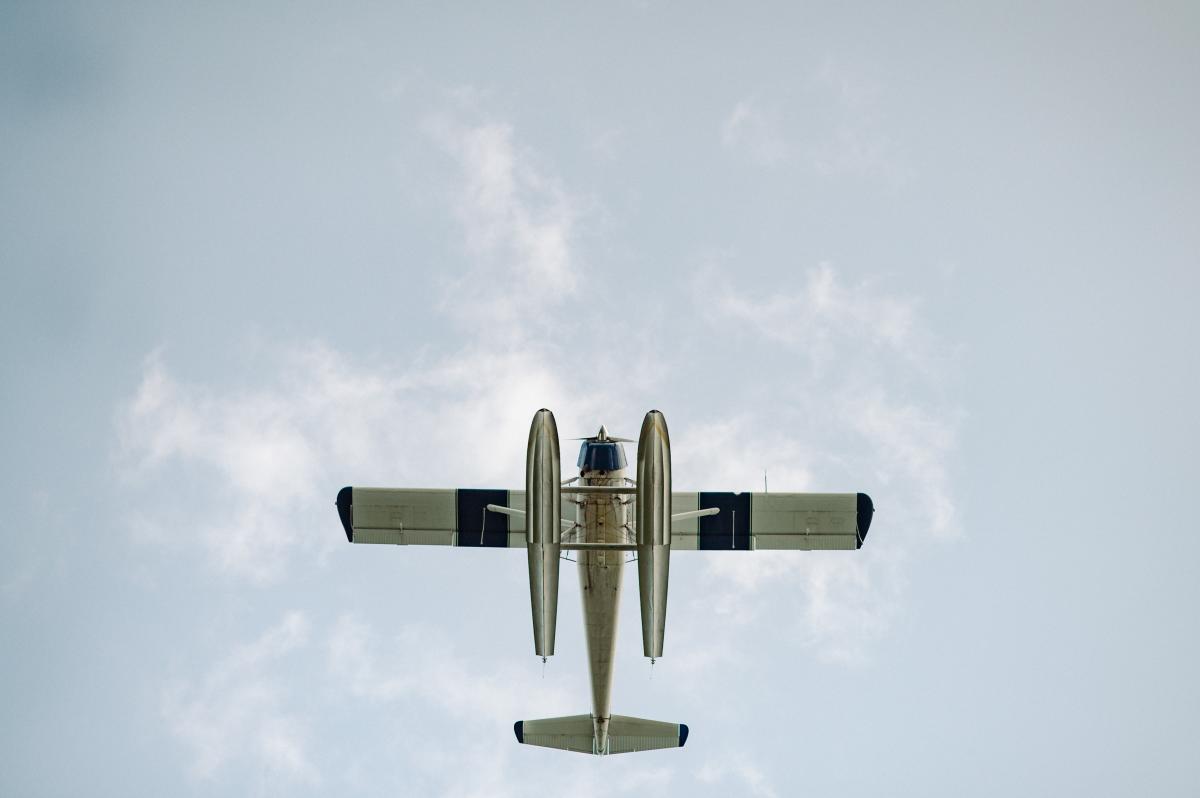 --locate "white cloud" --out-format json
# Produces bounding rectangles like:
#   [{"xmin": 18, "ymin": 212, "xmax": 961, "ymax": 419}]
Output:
[
  {"xmin": 721, "ymin": 62, "xmax": 911, "ymax": 182},
  {"xmin": 115, "ymin": 106, "xmax": 605, "ymax": 581},
  {"xmin": 697, "ymin": 757, "xmax": 780, "ymax": 798},
  {"xmin": 116, "ymin": 337, "xmax": 628, "ymax": 581},
  {"xmin": 711, "ymin": 262, "xmax": 919, "ymax": 366},
  {"xmin": 683, "ymin": 262, "xmax": 958, "ymax": 663},
  {"xmin": 161, "ymin": 611, "xmax": 317, "ymax": 784},
  {"xmin": 674, "ymin": 414, "xmax": 815, "ymax": 493},
  {"xmin": 327, "ymin": 614, "xmax": 572, "ymax": 726},
  {"xmin": 112, "ymin": 85, "xmax": 964, "ymax": 797},
  {"xmin": 165, "ymin": 610, "xmax": 612, "ymax": 796},
  {"xmin": 117, "ymin": 351, "xmax": 320, "ymax": 582},
  {"xmin": 423, "ymin": 113, "xmax": 580, "ymax": 336},
  {"xmin": 119, "ymin": 261, "xmax": 956, "ymax": 667},
  {"xmin": 808, "ymin": 58, "xmax": 909, "ymax": 182},
  {"xmin": 721, "ymin": 98, "xmax": 790, "ymax": 165},
  {"xmin": 846, "ymin": 391, "xmax": 958, "ymax": 538},
  {"xmin": 118, "ymin": 87, "xmax": 955, "ymax": 678},
  {"xmin": 587, "ymin": 126, "xmax": 625, "ymax": 162},
  {"xmin": 324, "ymin": 614, "xmax": 683, "ymax": 798},
  {"xmin": 118, "ymin": 261, "xmax": 956, "ymax": 663}
]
